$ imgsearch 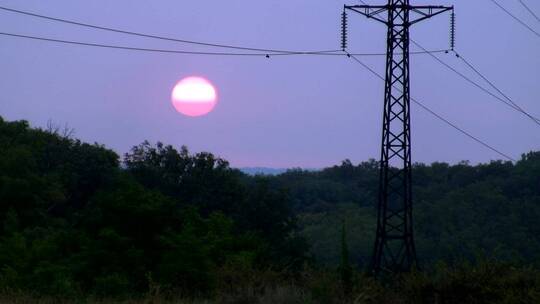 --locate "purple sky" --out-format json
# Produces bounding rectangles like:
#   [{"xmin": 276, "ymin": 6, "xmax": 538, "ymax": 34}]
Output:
[{"xmin": 0, "ymin": 0, "xmax": 538, "ymax": 168}]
